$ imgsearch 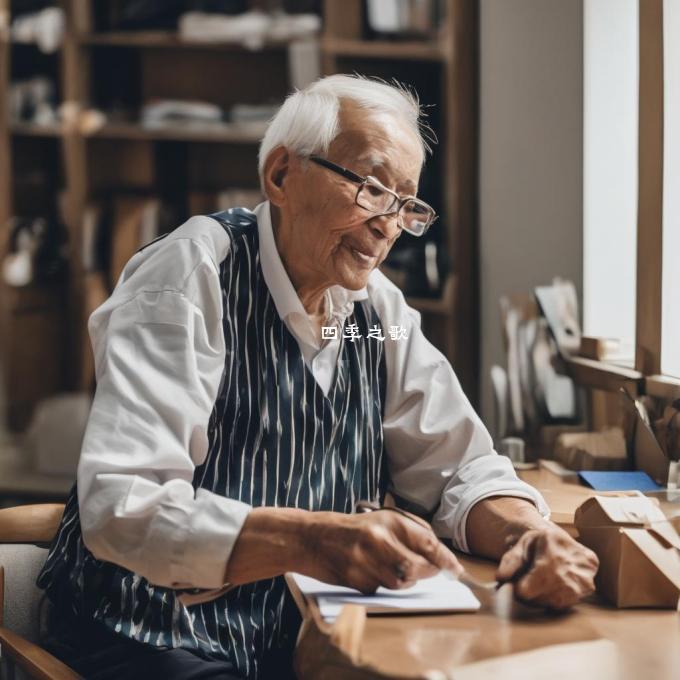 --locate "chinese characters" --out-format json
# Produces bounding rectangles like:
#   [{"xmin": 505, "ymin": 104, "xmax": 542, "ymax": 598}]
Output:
[{"xmin": 320, "ymin": 324, "xmax": 409, "ymax": 342}]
